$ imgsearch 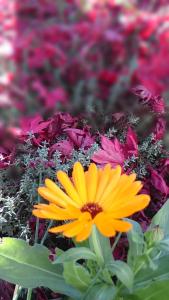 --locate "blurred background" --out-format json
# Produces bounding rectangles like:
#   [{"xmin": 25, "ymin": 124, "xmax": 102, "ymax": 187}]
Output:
[{"xmin": 1, "ymin": 0, "xmax": 169, "ymax": 149}]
